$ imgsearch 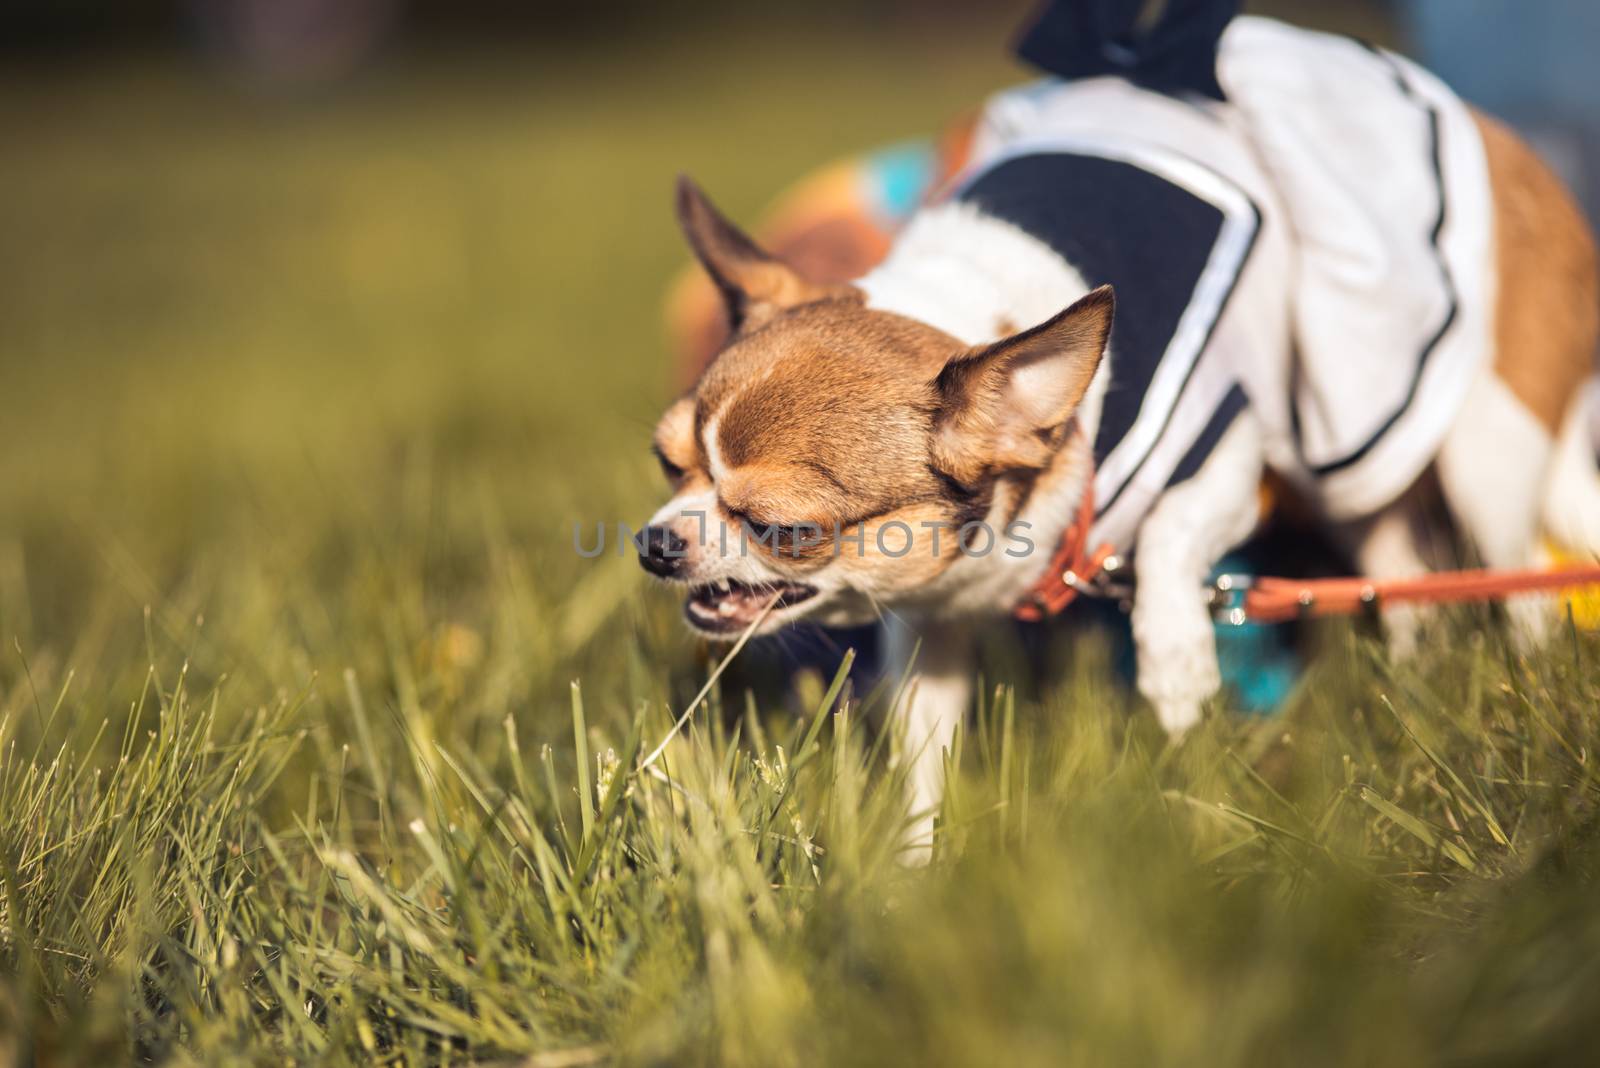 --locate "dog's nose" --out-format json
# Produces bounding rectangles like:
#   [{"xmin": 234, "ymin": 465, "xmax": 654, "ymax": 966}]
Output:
[{"xmin": 636, "ymin": 525, "xmax": 689, "ymax": 577}]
